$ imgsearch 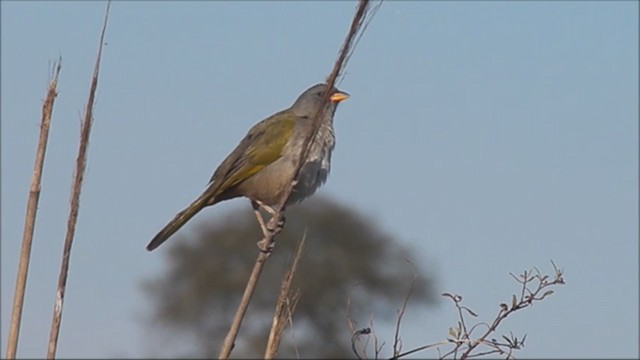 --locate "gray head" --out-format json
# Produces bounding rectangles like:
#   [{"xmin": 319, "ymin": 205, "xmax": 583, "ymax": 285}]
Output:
[{"xmin": 290, "ymin": 83, "xmax": 349, "ymax": 118}]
